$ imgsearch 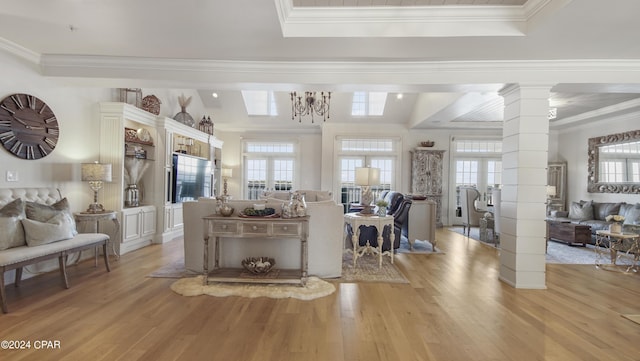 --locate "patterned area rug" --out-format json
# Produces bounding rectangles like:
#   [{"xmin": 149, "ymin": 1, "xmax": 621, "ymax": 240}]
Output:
[
  {"xmin": 449, "ymin": 226, "xmax": 633, "ymax": 265},
  {"xmin": 171, "ymin": 275, "xmax": 335, "ymax": 301},
  {"xmin": 337, "ymin": 251, "xmax": 408, "ymax": 283}
]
